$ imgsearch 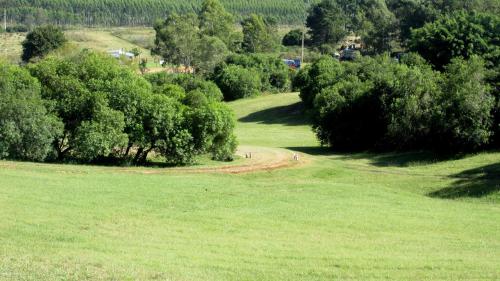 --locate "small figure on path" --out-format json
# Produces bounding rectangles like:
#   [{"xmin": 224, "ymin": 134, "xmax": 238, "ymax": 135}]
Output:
[{"xmin": 293, "ymin": 153, "xmax": 300, "ymax": 161}]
